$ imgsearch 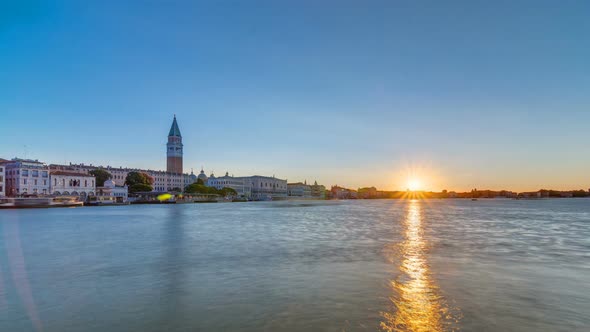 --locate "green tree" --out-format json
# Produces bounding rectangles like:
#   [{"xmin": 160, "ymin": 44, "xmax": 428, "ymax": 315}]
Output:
[
  {"xmin": 218, "ymin": 187, "xmax": 238, "ymax": 197},
  {"xmin": 89, "ymin": 169, "xmax": 112, "ymax": 187},
  {"xmin": 185, "ymin": 183, "xmax": 214, "ymax": 194},
  {"xmin": 196, "ymin": 178, "xmax": 205, "ymax": 185},
  {"xmin": 126, "ymin": 171, "xmax": 154, "ymax": 193},
  {"xmin": 129, "ymin": 183, "xmax": 153, "ymax": 193},
  {"xmin": 125, "ymin": 171, "xmax": 154, "ymax": 186}
]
